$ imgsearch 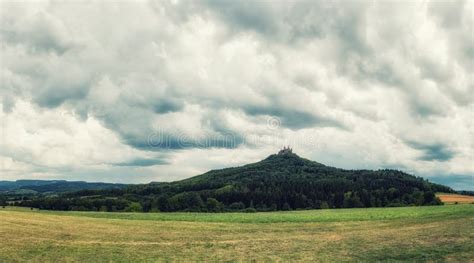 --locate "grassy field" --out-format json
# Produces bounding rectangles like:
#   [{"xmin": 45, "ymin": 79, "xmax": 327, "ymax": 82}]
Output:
[{"xmin": 1, "ymin": 205, "xmax": 473, "ymax": 262}]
